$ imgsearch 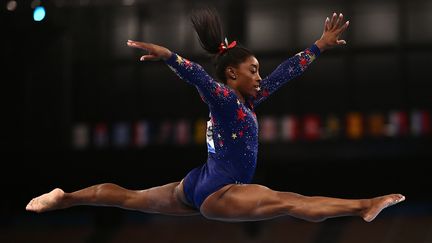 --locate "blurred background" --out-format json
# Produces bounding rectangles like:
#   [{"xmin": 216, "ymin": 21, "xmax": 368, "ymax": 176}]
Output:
[{"xmin": 2, "ymin": 0, "xmax": 432, "ymax": 242}]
